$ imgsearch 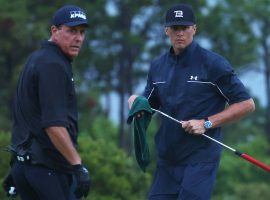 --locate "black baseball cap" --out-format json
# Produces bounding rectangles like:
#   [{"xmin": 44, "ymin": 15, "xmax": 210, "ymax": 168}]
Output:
[
  {"xmin": 165, "ymin": 4, "xmax": 196, "ymax": 27},
  {"xmin": 52, "ymin": 5, "xmax": 88, "ymax": 27}
]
